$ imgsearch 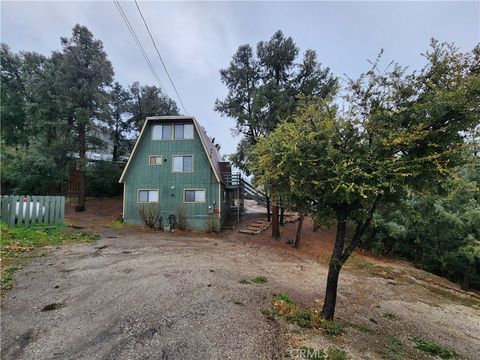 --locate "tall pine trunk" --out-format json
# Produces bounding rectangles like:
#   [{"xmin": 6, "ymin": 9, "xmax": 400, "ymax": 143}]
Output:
[
  {"xmin": 293, "ymin": 214, "xmax": 304, "ymax": 248},
  {"xmin": 321, "ymin": 208, "xmax": 348, "ymax": 320},
  {"xmin": 280, "ymin": 207, "xmax": 285, "ymax": 225},
  {"xmin": 266, "ymin": 196, "xmax": 271, "ymax": 222},
  {"xmin": 112, "ymin": 143, "xmax": 118, "ymax": 163},
  {"xmin": 76, "ymin": 123, "xmax": 87, "ymax": 212},
  {"xmin": 271, "ymin": 204, "xmax": 280, "ymax": 239}
]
